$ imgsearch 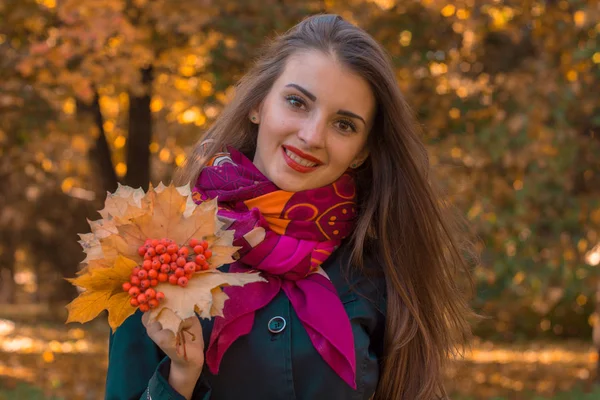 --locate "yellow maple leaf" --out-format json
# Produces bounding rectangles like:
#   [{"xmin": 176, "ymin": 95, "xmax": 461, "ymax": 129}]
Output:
[{"xmin": 66, "ymin": 256, "xmax": 137, "ymax": 328}]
